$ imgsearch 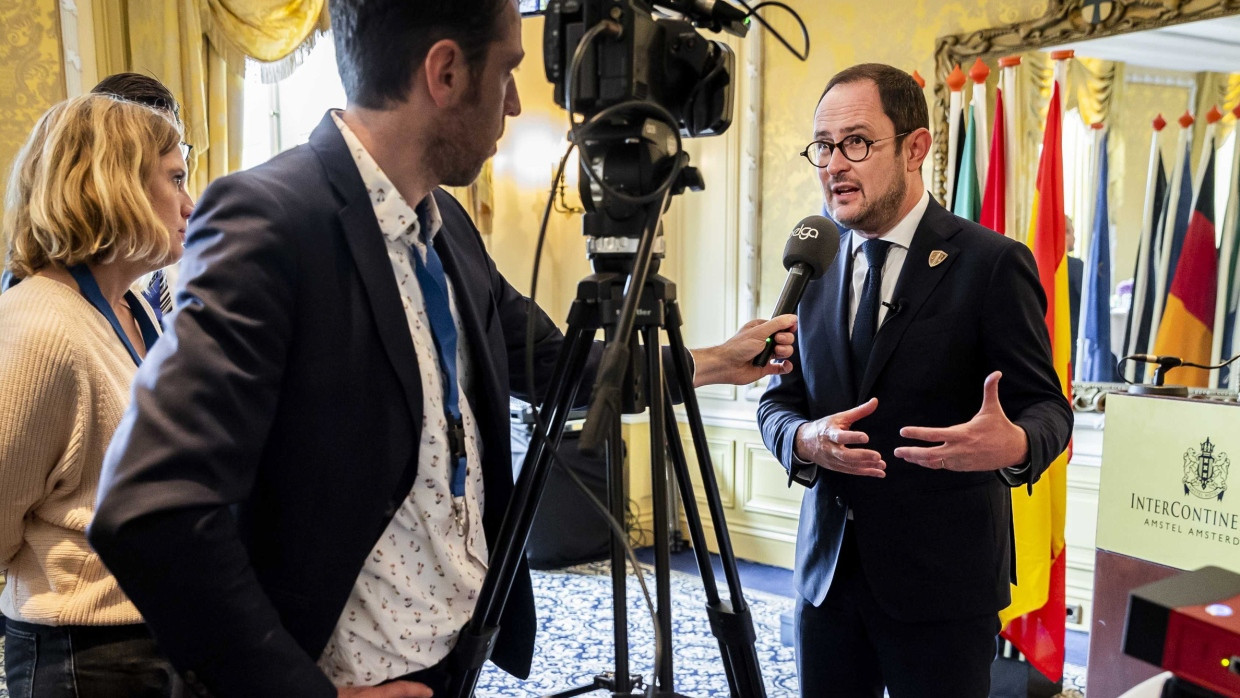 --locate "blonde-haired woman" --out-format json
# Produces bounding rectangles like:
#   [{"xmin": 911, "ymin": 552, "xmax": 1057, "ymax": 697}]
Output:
[{"xmin": 0, "ymin": 93, "xmax": 191, "ymax": 696}]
